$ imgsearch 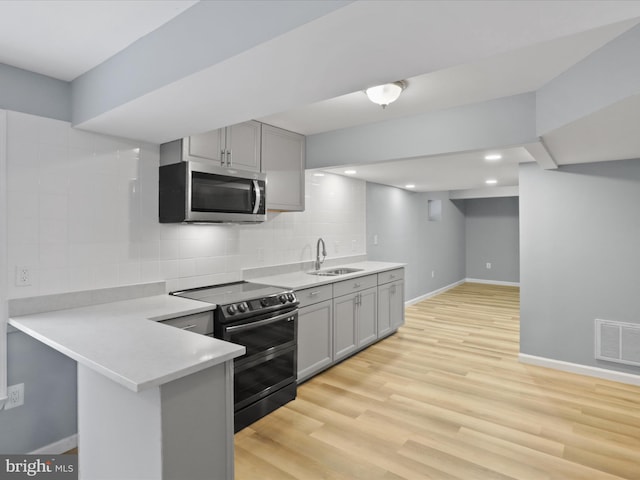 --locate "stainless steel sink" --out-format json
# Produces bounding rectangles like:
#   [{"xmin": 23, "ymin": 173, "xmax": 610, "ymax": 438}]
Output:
[{"xmin": 308, "ymin": 267, "xmax": 364, "ymax": 276}]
